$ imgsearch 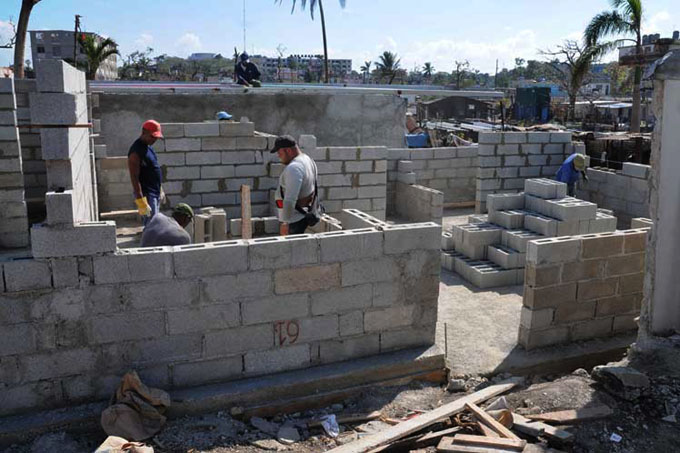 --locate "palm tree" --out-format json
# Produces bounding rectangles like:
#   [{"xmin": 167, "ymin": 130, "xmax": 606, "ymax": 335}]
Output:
[
  {"xmin": 376, "ymin": 51, "xmax": 401, "ymax": 84},
  {"xmin": 585, "ymin": 0, "xmax": 643, "ymax": 132},
  {"xmin": 276, "ymin": 0, "xmax": 347, "ymax": 83},
  {"xmin": 78, "ymin": 34, "xmax": 119, "ymax": 80},
  {"xmin": 360, "ymin": 60, "xmax": 372, "ymax": 83},
  {"xmin": 13, "ymin": 0, "xmax": 42, "ymax": 78},
  {"xmin": 422, "ymin": 62, "xmax": 434, "ymax": 79}
]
